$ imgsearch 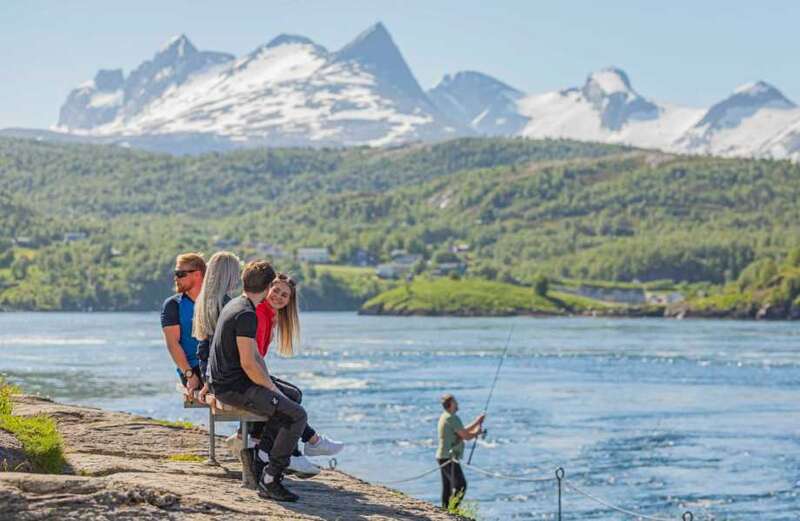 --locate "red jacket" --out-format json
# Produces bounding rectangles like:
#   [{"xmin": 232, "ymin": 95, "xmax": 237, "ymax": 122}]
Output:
[{"xmin": 255, "ymin": 300, "xmax": 275, "ymax": 357}]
